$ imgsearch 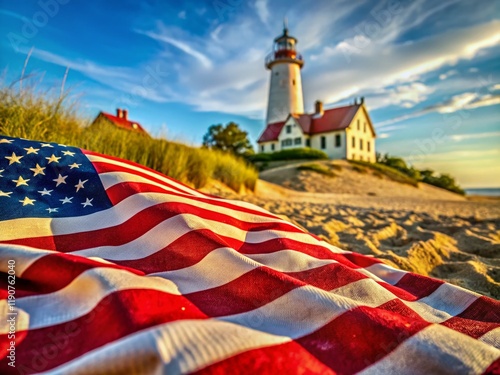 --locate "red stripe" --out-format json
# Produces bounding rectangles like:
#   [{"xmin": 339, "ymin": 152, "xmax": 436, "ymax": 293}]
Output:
[
  {"xmin": 0, "ymin": 253, "xmax": 144, "ymax": 299},
  {"xmin": 442, "ymin": 296, "xmax": 500, "ymax": 338},
  {"xmin": 1, "ymin": 200, "xmax": 305, "ymax": 252},
  {"xmin": 0, "ymin": 289, "xmax": 208, "ymax": 374},
  {"xmin": 193, "ymin": 340, "xmax": 337, "ymax": 375},
  {"xmin": 394, "ymin": 272, "xmax": 444, "ymax": 299},
  {"xmin": 84, "ymin": 149, "xmax": 212, "ymax": 198},
  {"xmin": 104, "ymin": 180, "xmax": 278, "ymax": 219},
  {"xmin": 295, "ymin": 300, "xmax": 430, "ymax": 374}
]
